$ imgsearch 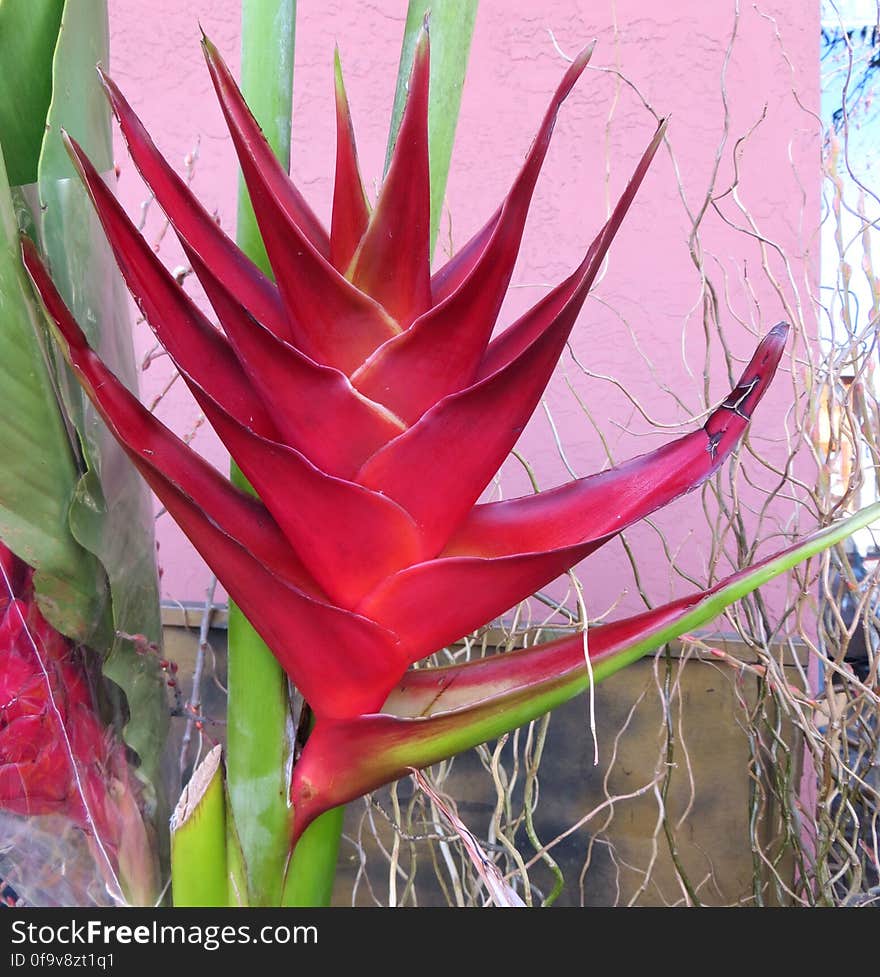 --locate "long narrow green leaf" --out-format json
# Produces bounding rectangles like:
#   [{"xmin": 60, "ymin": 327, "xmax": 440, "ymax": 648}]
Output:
[
  {"xmin": 290, "ymin": 503, "xmax": 880, "ymax": 834},
  {"xmin": 0, "ymin": 142, "xmax": 102, "ymax": 638},
  {"xmin": 230, "ymin": 0, "xmax": 298, "ymax": 907},
  {"xmin": 392, "ymin": 502, "xmax": 880, "ymax": 761},
  {"xmin": 386, "ymin": 0, "xmax": 478, "ymax": 252}
]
